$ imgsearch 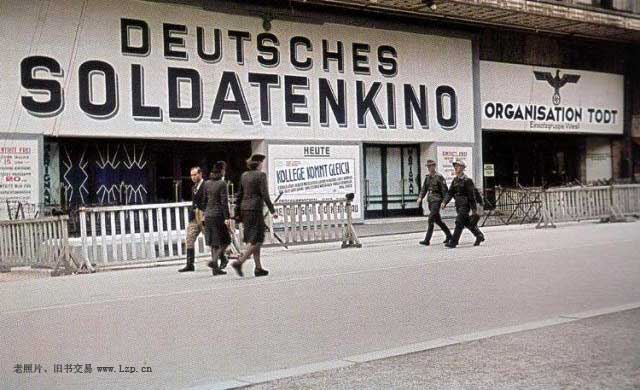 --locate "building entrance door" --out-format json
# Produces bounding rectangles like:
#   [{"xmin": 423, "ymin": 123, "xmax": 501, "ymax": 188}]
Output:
[{"xmin": 364, "ymin": 144, "xmax": 421, "ymax": 218}]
